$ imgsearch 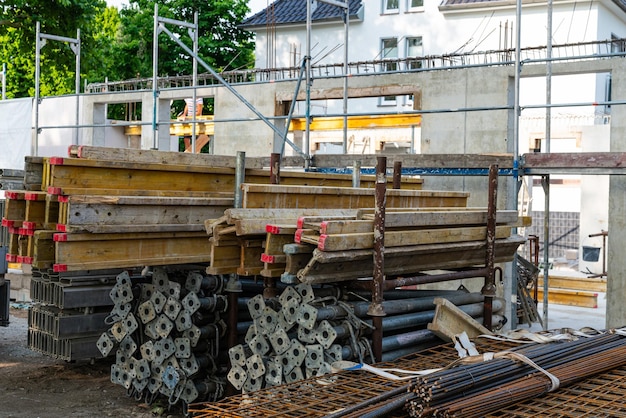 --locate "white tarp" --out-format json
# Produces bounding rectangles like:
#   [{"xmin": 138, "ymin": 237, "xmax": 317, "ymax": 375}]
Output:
[
  {"xmin": 38, "ymin": 95, "xmax": 82, "ymax": 157},
  {"xmin": 0, "ymin": 98, "xmax": 32, "ymax": 170}
]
